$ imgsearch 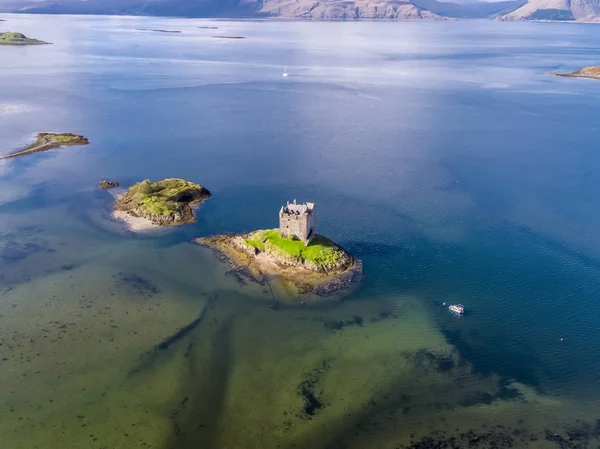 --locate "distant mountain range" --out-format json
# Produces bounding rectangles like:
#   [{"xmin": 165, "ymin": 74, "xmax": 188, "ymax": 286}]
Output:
[{"xmin": 0, "ymin": 0, "xmax": 599, "ymax": 21}]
